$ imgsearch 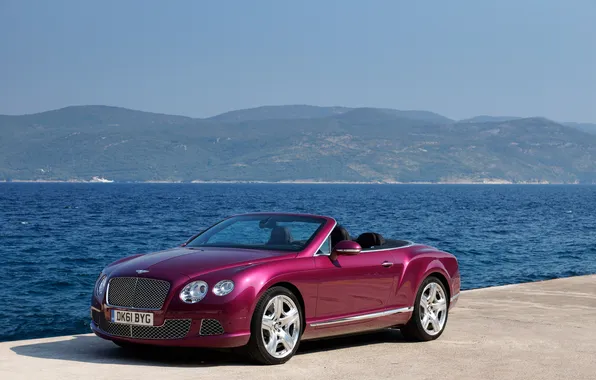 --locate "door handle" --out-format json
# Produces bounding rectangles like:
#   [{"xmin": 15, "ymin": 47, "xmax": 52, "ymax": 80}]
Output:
[{"xmin": 381, "ymin": 261, "xmax": 393, "ymax": 268}]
